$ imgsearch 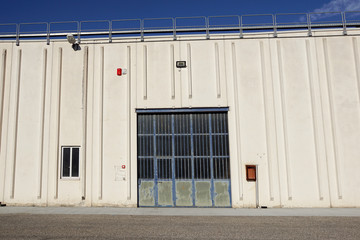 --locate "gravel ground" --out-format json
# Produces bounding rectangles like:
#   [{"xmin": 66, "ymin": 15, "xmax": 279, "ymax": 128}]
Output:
[{"xmin": 0, "ymin": 214, "xmax": 359, "ymax": 239}]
